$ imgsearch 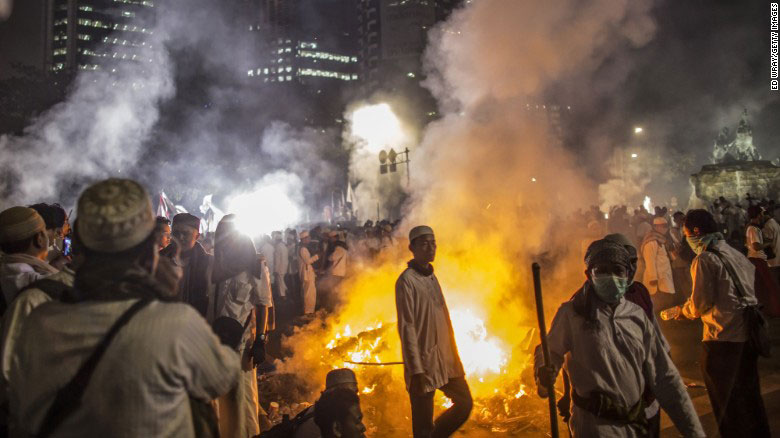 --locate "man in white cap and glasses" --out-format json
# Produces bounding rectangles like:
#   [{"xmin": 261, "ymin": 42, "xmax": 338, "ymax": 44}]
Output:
[
  {"xmin": 7, "ymin": 178, "xmax": 240, "ymax": 438},
  {"xmin": 299, "ymin": 231, "xmax": 318, "ymax": 314},
  {"xmin": 641, "ymin": 217, "xmax": 677, "ymax": 311},
  {"xmin": 396, "ymin": 225, "xmax": 472, "ymax": 438}
]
